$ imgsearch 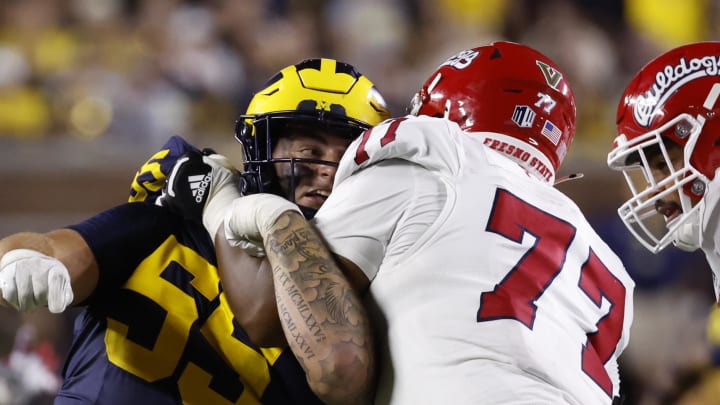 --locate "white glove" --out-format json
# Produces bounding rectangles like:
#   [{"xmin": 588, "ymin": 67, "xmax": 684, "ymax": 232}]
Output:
[
  {"xmin": 0, "ymin": 249, "xmax": 74, "ymax": 313},
  {"xmin": 224, "ymin": 194, "xmax": 302, "ymax": 257}
]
